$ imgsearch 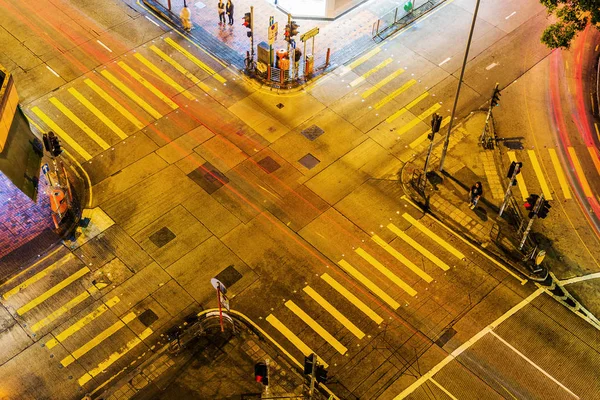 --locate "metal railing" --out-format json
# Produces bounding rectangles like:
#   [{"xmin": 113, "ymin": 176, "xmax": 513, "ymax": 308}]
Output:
[{"xmin": 372, "ymin": 1, "xmax": 421, "ymax": 39}]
